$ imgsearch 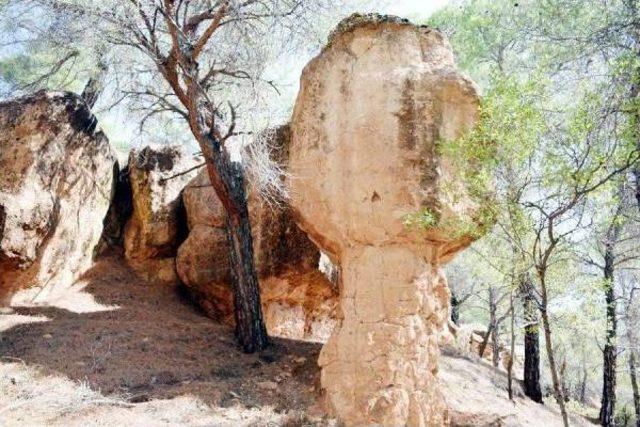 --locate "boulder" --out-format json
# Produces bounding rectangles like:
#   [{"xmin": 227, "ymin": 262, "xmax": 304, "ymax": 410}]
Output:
[
  {"xmin": 0, "ymin": 91, "xmax": 115, "ymax": 304},
  {"xmin": 288, "ymin": 14, "xmax": 486, "ymax": 426},
  {"xmin": 123, "ymin": 146, "xmax": 199, "ymax": 284},
  {"xmin": 177, "ymin": 127, "xmax": 337, "ymax": 342}
]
